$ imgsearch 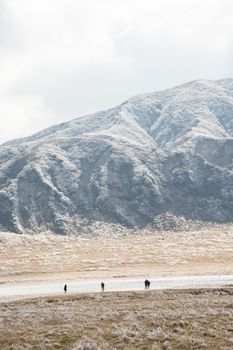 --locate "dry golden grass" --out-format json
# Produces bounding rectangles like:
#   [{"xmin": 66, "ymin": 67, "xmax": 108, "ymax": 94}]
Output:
[
  {"xmin": 0, "ymin": 288, "xmax": 233, "ymax": 349},
  {"xmin": 1, "ymin": 224, "xmax": 233, "ymax": 283}
]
